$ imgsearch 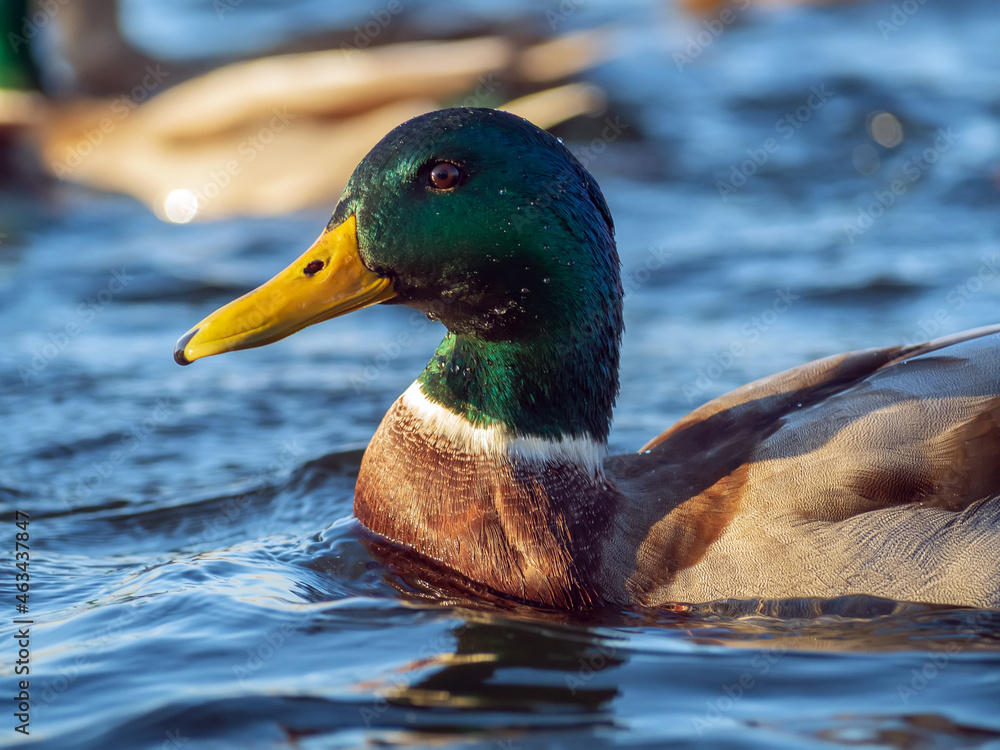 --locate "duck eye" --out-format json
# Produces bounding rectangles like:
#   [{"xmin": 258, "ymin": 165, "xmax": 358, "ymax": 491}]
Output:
[
  {"xmin": 303, "ymin": 260, "xmax": 324, "ymax": 276},
  {"xmin": 428, "ymin": 162, "xmax": 461, "ymax": 190}
]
